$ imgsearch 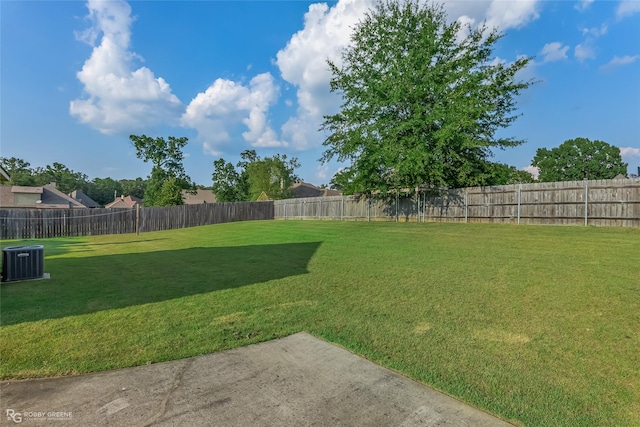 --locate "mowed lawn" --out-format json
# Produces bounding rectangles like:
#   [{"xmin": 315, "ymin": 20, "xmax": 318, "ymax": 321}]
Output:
[{"xmin": 1, "ymin": 221, "xmax": 638, "ymax": 426}]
